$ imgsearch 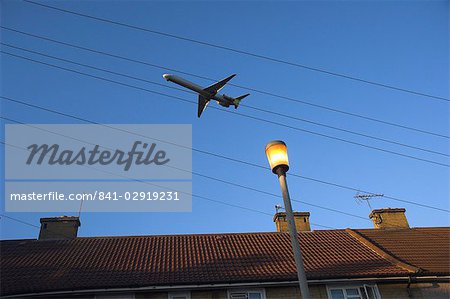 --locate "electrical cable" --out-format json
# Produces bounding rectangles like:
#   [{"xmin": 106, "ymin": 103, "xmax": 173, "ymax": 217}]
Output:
[
  {"xmin": 2, "ymin": 42, "xmax": 447, "ymax": 157},
  {"xmin": 2, "ymin": 26, "xmax": 447, "ymax": 139},
  {"xmin": 0, "ymin": 114, "xmax": 368, "ymax": 222},
  {"xmin": 1, "ymin": 95, "xmax": 448, "ymax": 213},
  {"xmin": 0, "ymin": 140, "xmax": 335, "ymax": 230},
  {"xmin": 22, "ymin": 0, "xmax": 449, "ymax": 103},
  {"xmin": 2, "ymin": 50, "xmax": 448, "ymax": 168}
]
